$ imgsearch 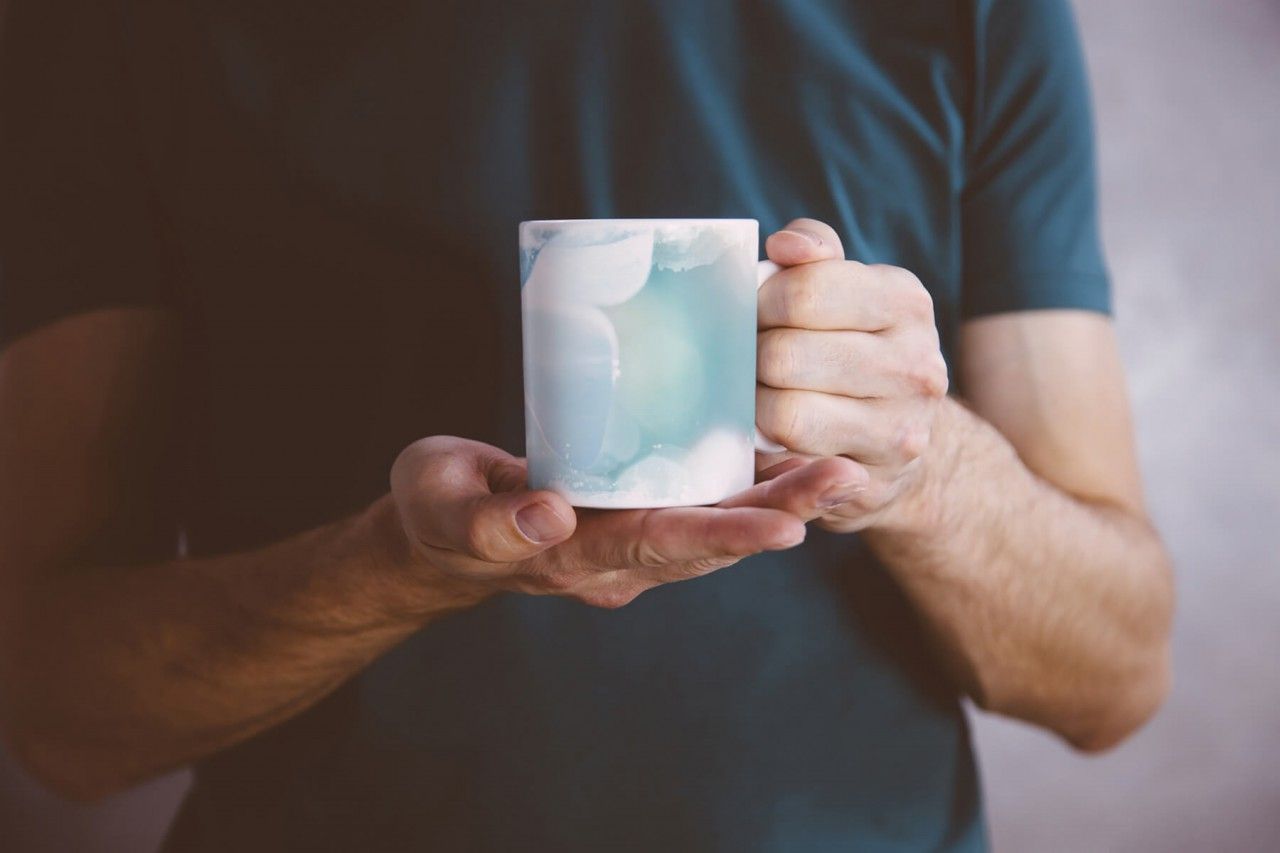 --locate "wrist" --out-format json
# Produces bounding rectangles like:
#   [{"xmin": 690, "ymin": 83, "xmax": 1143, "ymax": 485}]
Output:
[
  {"xmin": 871, "ymin": 397, "xmax": 969, "ymax": 537},
  {"xmin": 361, "ymin": 495, "xmax": 496, "ymax": 621}
]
